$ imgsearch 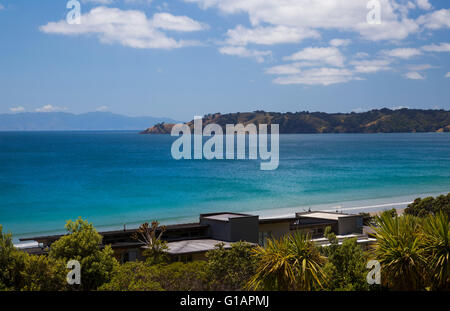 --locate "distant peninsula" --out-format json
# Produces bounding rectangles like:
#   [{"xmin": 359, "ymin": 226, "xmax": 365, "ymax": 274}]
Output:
[
  {"xmin": 0, "ymin": 112, "xmax": 180, "ymax": 131},
  {"xmin": 141, "ymin": 108, "xmax": 450, "ymax": 134}
]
